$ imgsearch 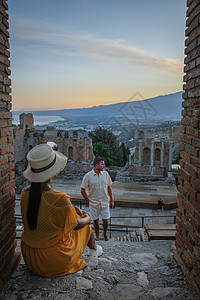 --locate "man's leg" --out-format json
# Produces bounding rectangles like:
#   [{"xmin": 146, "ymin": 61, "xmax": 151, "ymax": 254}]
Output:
[
  {"xmin": 101, "ymin": 206, "xmax": 110, "ymax": 241},
  {"xmin": 102, "ymin": 218, "xmax": 109, "ymax": 241},
  {"xmin": 93, "ymin": 219, "xmax": 100, "ymax": 240},
  {"xmin": 90, "ymin": 206, "xmax": 100, "ymax": 241}
]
